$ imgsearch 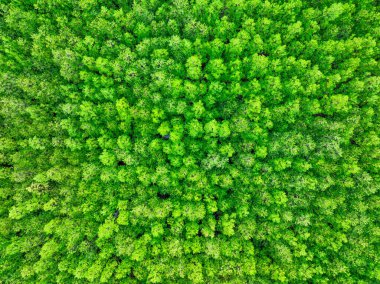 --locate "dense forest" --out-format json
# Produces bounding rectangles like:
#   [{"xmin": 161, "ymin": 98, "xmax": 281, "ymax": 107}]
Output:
[{"xmin": 0, "ymin": 0, "xmax": 379, "ymax": 283}]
